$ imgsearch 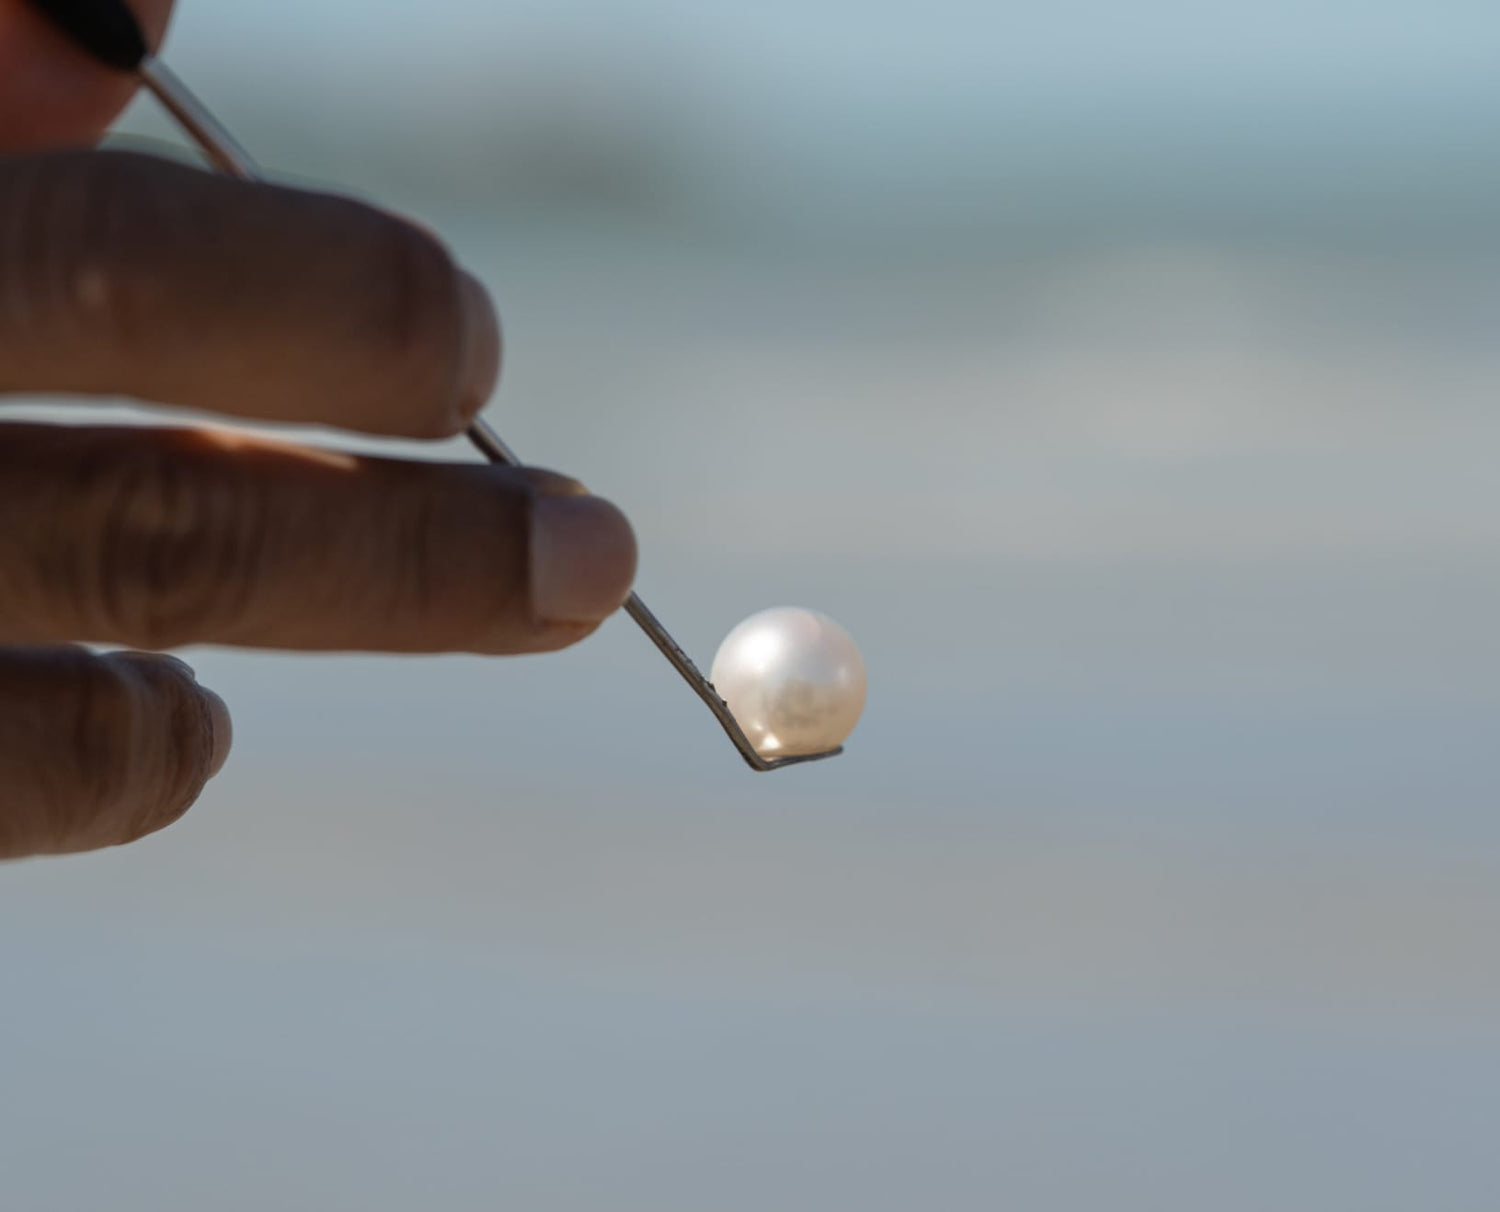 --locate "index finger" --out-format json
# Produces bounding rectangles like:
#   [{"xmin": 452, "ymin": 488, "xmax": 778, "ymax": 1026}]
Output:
[{"xmin": 0, "ymin": 150, "xmax": 501, "ymax": 439}]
